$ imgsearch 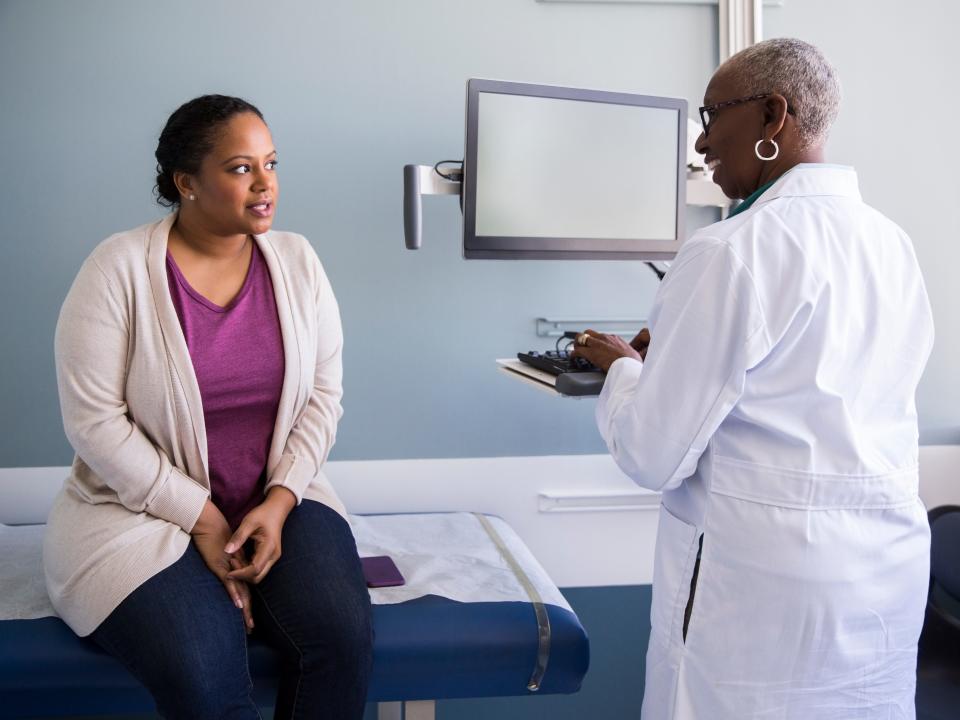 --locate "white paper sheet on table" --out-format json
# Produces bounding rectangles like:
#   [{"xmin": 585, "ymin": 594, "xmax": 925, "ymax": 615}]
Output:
[{"xmin": 0, "ymin": 512, "xmax": 571, "ymax": 622}]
